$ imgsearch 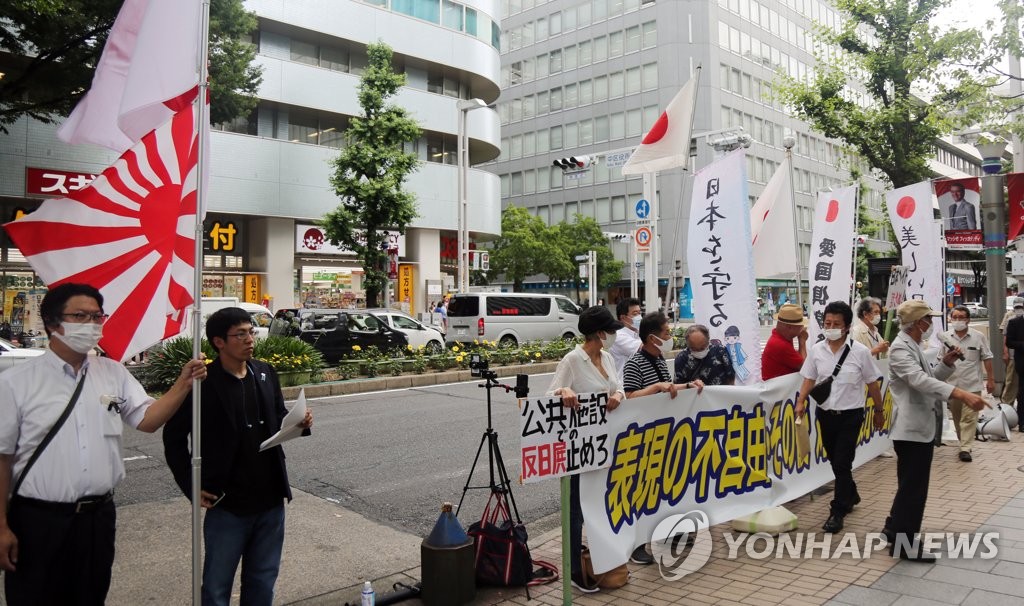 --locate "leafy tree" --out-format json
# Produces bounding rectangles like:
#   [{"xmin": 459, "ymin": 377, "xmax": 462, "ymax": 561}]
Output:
[
  {"xmin": 550, "ymin": 215, "xmax": 625, "ymax": 301},
  {"xmin": 0, "ymin": 0, "xmax": 262, "ymax": 132},
  {"xmin": 778, "ymin": 0, "xmax": 992, "ymax": 188},
  {"xmin": 488, "ymin": 206, "xmax": 566, "ymax": 291},
  {"xmin": 322, "ymin": 43, "xmax": 421, "ymax": 307}
]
